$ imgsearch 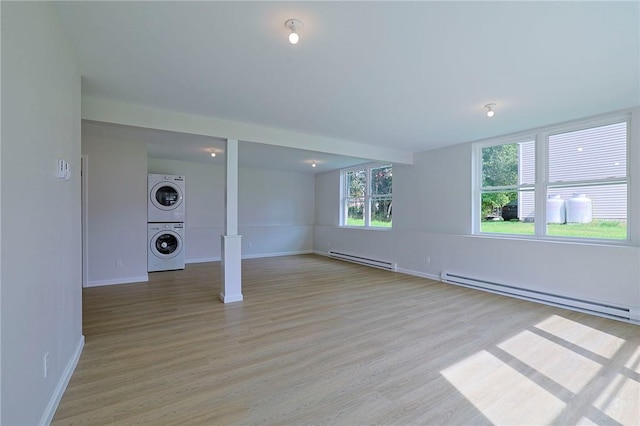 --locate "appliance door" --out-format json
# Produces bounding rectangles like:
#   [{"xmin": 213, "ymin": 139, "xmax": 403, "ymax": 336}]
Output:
[
  {"xmin": 150, "ymin": 181, "xmax": 183, "ymax": 211},
  {"xmin": 150, "ymin": 230, "xmax": 183, "ymax": 259}
]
